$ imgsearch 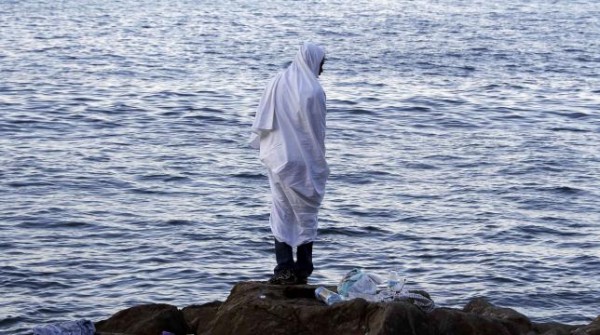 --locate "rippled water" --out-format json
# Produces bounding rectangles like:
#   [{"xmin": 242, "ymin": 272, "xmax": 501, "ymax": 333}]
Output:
[{"xmin": 1, "ymin": 0, "xmax": 600, "ymax": 333}]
